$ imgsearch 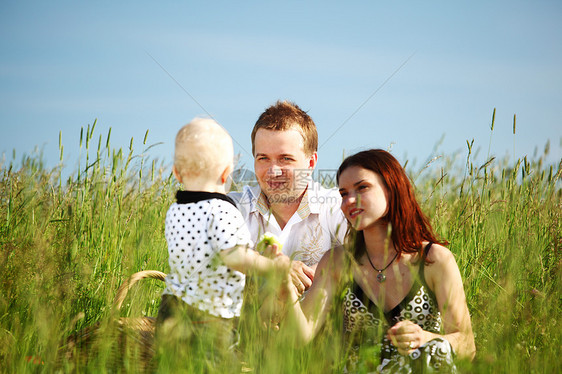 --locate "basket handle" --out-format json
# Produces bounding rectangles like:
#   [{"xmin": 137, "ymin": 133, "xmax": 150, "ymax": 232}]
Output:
[{"xmin": 113, "ymin": 270, "xmax": 167, "ymax": 310}]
